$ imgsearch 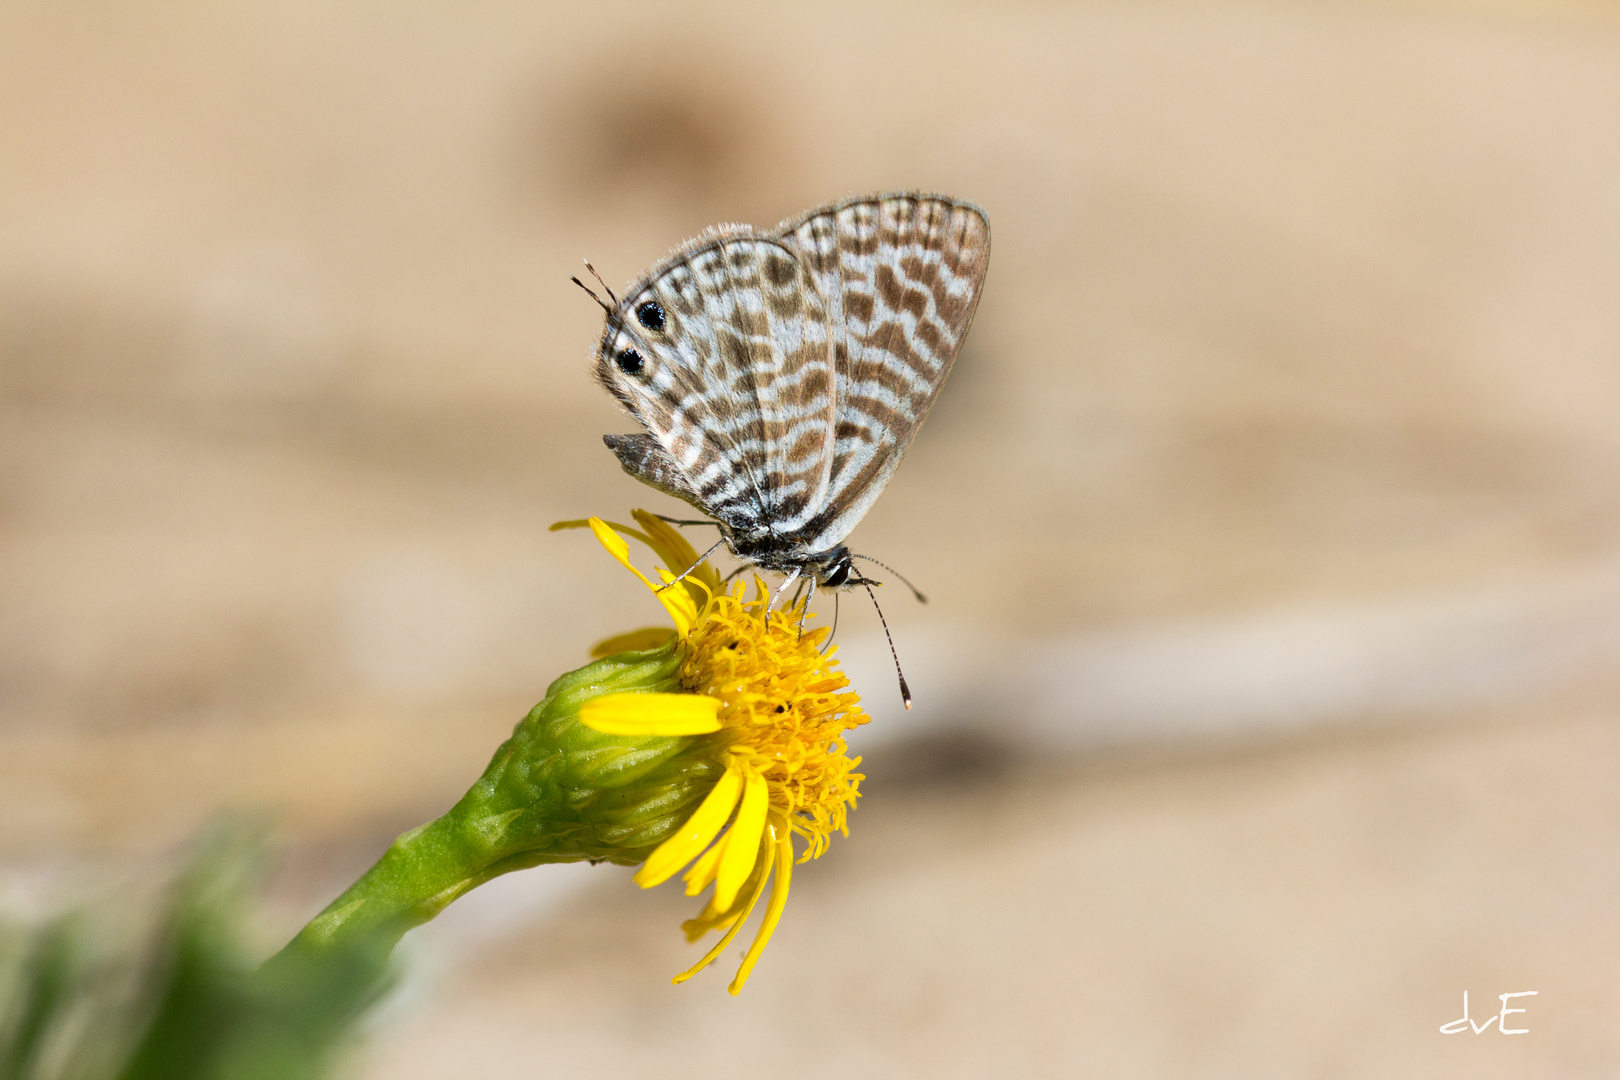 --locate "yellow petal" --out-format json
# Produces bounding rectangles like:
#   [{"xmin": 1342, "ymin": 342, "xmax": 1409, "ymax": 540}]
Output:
[
  {"xmin": 552, "ymin": 517, "xmax": 655, "ymax": 547},
  {"xmin": 713, "ymin": 767, "xmax": 769, "ymax": 912},
  {"xmin": 729, "ymin": 818, "xmax": 795, "ymax": 995},
  {"xmin": 652, "ymin": 566, "xmax": 700, "ymax": 628},
  {"xmin": 672, "ymin": 838, "xmax": 777, "ymax": 986},
  {"xmin": 588, "ymin": 627, "xmax": 677, "ymax": 658},
  {"xmin": 588, "ymin": 518, "xmax": 654, "ymax": 587},
  {"xmin": 579, "ymin": 692, "xmax": 721, "ymax": 736},
  {"xmin": 681, "ymin": 831, "xmax": 727, "ymax": 896},
  {"xmin": 585, "ymin": 517, "xmax": 695, "ymax": 636},
  {"xmin": 634, "ymin": 765, "xmax": 743, "ymax": 888}
]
